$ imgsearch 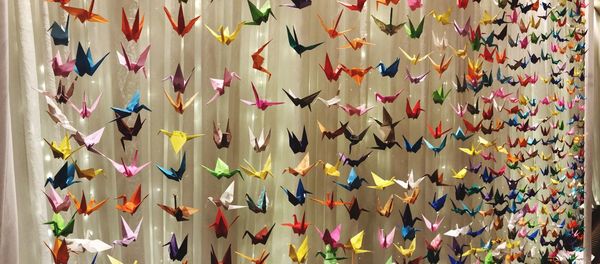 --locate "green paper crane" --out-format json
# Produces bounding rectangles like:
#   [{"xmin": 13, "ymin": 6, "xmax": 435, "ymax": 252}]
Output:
[
  {"xmin": 44, "ymin": 213, "xmax": 75, "ymax": 237},
  {"xmin": 245, "ymin": 0, "xmax": 276, "ymax": 25},
  {"xmin": 316, "ymin": 245, "xmax": 346, "ymax": 264},
  {"xmin": 287, "ymin": 26, "xmax": 324, "ymax": 56},
  {"xmin": 202, "ymin": 158, "xmax": 244, "ymax": 180},
  {"xmin": 432, "ymin": 84, "xmax": 451, "ymax": 105},
  {"xmin": 404, "ymin": 15, "xmax": 425, "ymax": 39}
]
